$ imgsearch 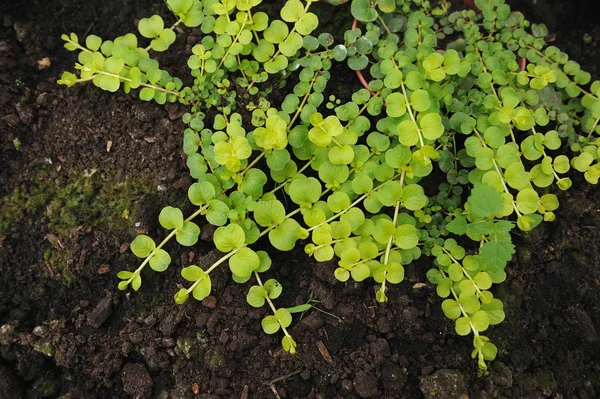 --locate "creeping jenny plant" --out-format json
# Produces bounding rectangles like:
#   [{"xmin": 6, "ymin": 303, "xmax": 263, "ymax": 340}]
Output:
[{"xmin": 59, "ymin": 0, "xmax": 600, "ymax": 370}]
